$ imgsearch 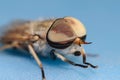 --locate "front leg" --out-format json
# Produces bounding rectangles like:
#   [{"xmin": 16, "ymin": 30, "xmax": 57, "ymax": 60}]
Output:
[
  {"xmin": 80, "ymin": 47, "xmax": 98, "ymax": 68},
  {"xmin": 28, "ymin": 44, "xmax": 46, "ymax": 80},
  {"xmin": 52, "ymin": 49, "xmax": 88, "ymax": 68},
  {"xmin": 50, "ymin": 49, "xmax": 57, "ymax": 60}
]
